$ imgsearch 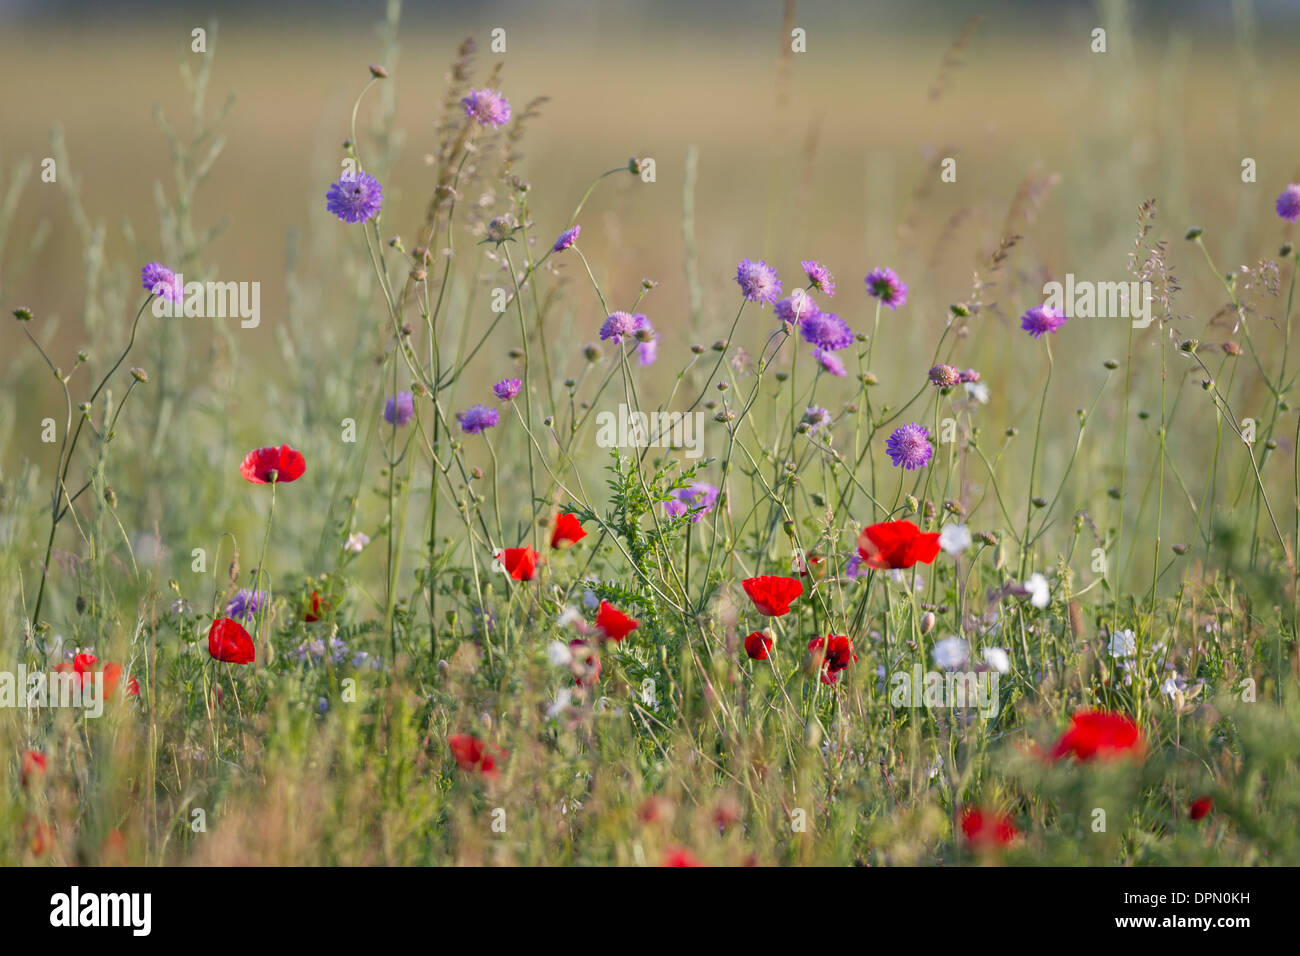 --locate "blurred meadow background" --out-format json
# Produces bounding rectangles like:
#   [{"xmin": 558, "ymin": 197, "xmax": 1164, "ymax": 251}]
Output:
[{"xmin": 2, "ymin": 0, "xmax": 1300, "ymax": 866}]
